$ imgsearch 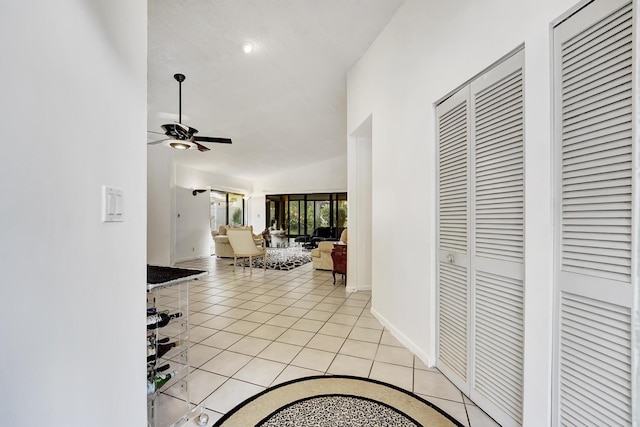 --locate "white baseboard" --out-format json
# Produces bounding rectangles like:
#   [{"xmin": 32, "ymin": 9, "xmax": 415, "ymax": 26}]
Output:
[
  {"xmin": 346, "ymin": 285, "xmax": 372, "ymax": 293},
  {"xmin": 370, "ymin": 307, "xmax": 435, "ymax": 368},
  {"xmin": 174, "ymin": 254, "xmax": 210, "ymax": 264}
]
